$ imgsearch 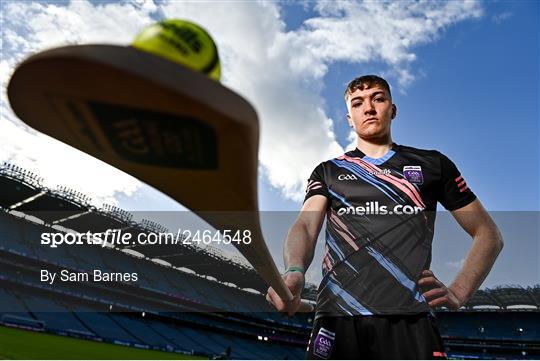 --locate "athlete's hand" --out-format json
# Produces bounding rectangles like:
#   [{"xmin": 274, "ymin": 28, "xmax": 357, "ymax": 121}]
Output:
[
  {"xmin": 418, "ymin": 270, "xmax": 463, "ymax": 310},
  {"xmin": 266, "ymin": 271, "xmax": 304, "ymax": 317}
]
